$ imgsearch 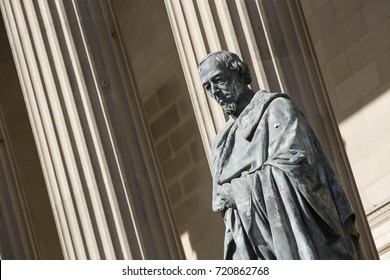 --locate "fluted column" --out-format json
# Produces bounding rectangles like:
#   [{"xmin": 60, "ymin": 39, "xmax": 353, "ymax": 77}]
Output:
[
  {"xmin": 1, "ymin": 0, "xmax": 181, "ymax": 259},
  {"xmin": 165, "ymin": 0, "xmax": 378, "ymax": 259}
]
